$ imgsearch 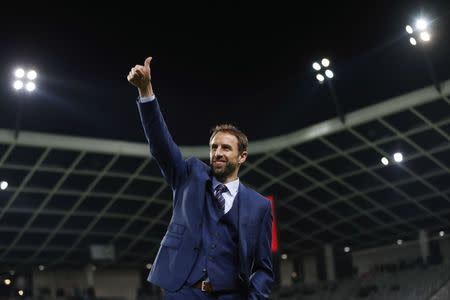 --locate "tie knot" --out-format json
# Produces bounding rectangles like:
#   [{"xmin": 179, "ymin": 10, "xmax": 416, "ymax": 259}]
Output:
[{"xmin": 215, "ymin": 184, "xmax": 228, "ymax": 195}]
